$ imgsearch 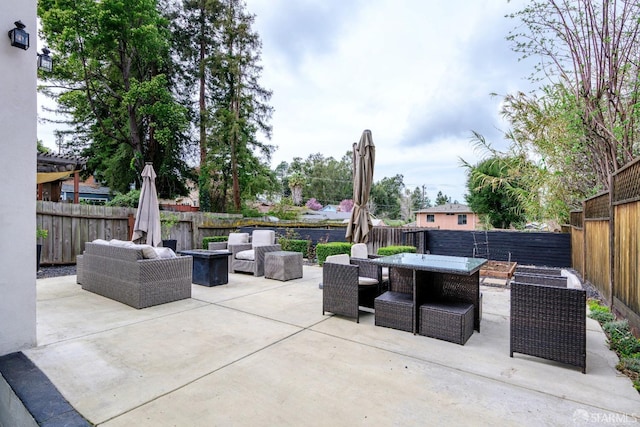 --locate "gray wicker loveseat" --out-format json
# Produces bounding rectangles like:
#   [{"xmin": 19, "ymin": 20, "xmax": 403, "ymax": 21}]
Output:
[{"xmin": 79, "ymin": 241, "xmax": 193, "ymax": 309}]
